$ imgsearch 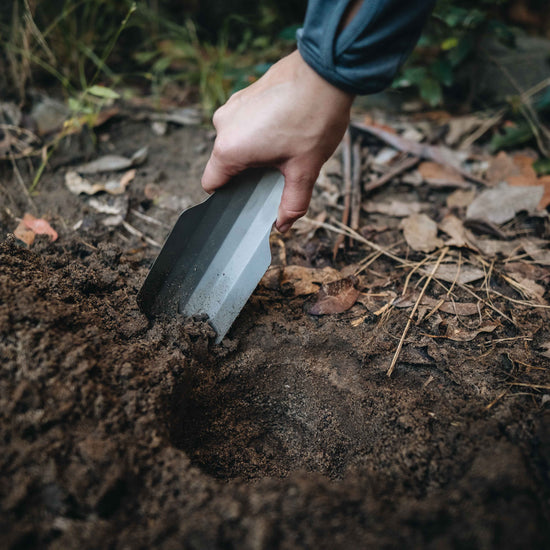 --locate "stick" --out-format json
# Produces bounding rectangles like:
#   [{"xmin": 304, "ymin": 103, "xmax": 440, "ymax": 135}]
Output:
[
  {"xmin": 387, "ymin": 247, "xmax": 448, "ymax": 377},
  {"xmin": 333, "ymin": 131, "xmax": 352, "ymax": 259},
  {"xmin": 364, "ymin": 155, "xmax": 419, "ymax": 192},
  {"xmin": 350, "ymin": 139, "xmax": 362, "ymax": 232}
]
